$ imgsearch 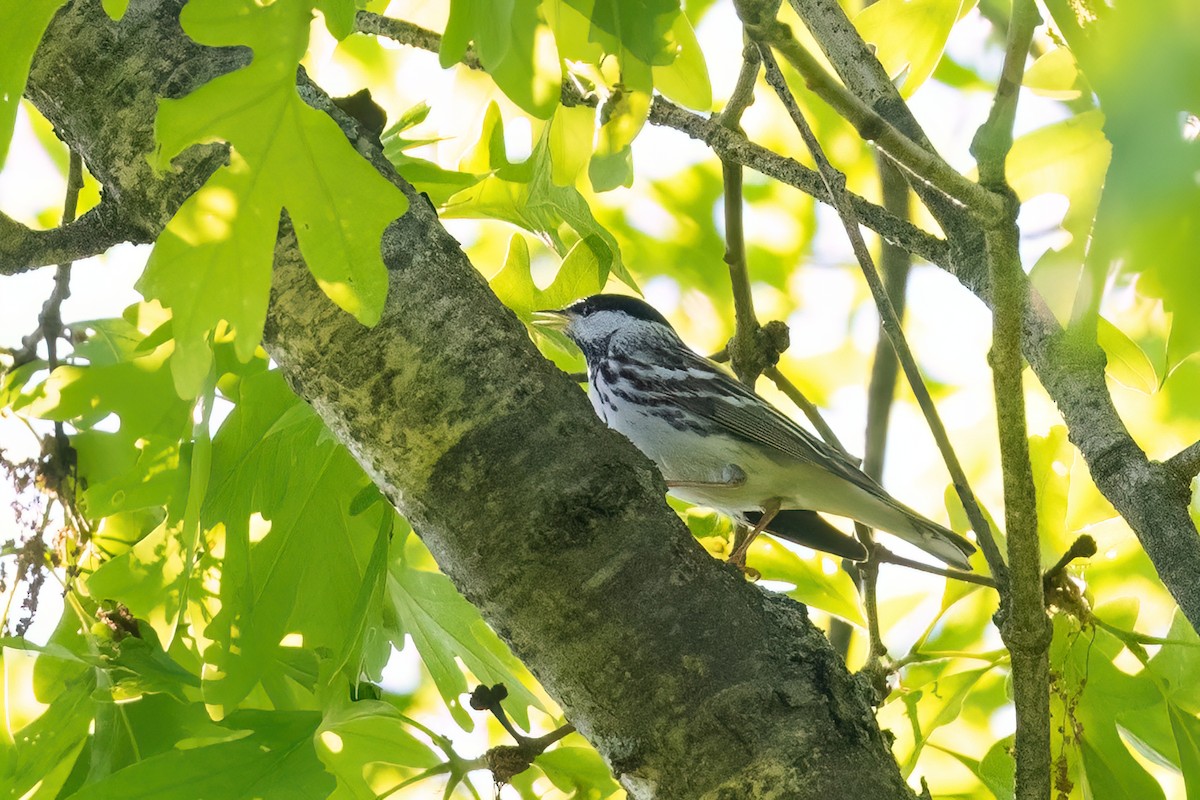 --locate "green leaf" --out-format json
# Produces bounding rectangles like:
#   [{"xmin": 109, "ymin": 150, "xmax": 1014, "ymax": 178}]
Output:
[
  {"xmin": 1170, "ymin": 703, "xmax": 1200, "ymax": 798},
  {"xmin": 1049, "ymin": 615, "xmax": 1167, "ymax": 800},
  {"xmin": 100, "ymin": 0, "xmax": 130, "ymax": 20},
  {"xmin": 1148, "ymin": 610, "xmax": 1200, "ymax": 712},
  {"xmin": 533, "ymin": 745, "xmax": 622, "ymax": 797},
  {"xmin": 877, "ymin": 665, "xmax": 990, "ymax": 776},
  {"xmin": 315, "ymin": 701, "xmax": 441, "ymax": 798},
  {"xmin": 68, "ymin": 710, "xmax": 333, "ymax": 800},
  {"xmin": 145, "ymin": 0, "xmax": 407, "ymax": 396},
  {"xmin": 447, "ymin": 103, "xmax": 631, "ymax": 288},
  {"xmin": 746, "ymin": 537, "xmax": 866, "ymax": 627},
  {"xmin": 385, "ymin": 537, "xmax": 545, "ymax": 729},
  {"xmin": 931, "ymin": 736, "xmax": 1015, "ymax": 800},
  {"xmin": 1027, "ymin": 425, "xmax": 1073, "ymax": 560},
  {"xmin": 854, "ymin": 0, "xmax": 976, "ymax": 98},
  {"xmin": 650, "ymin": 10, "xmax": 712, "ymax": 111},
  {"xmin": 1042, "ymin": 0, "xmax": 1200, "ymax": 360},
  {"xmin": 491, "ymin": 234, "xmax": 607, "ymax": 321},
  {"xmin": 1006, "ymin": 111, "xmax": 1112, "ymax": 321},
  {"xmin": 199, "ymin": 371, "xmax": 386, "ymax": 711},
  {"xmin": 0, "ymin": 645, "xmax": 94, "ymax": 799},
  {"xmin": 548, "ymin": 104, "xmax": 597, "ymax": 187},
  {"xmin": 96, "ymin": 632, "xmax": 201, "ymax": 704},
  {"xmin": 88, "ymin": 520, "xmax": 191, "ymax": 649},
  {"xmin": 1024, "ymin": 47, "xmax": 1084, "ymax": 100},
  {"xmin": 314, "ymin": 0, "xmax": 356, "ymax": 39},
  {"xmin": 0, "ymin": 0, "xmax": 69, "ymax": 168},
  {"xmin": 558, "ymin": 0, "xmax": 681, "ymax": 67},
  {"xmin": 441, "ymin": 0, "xmax": 560, "ymax": 117},
  {"xmin": 1097, "ymin": 316, "xmax": 1160, "ymax": 394}
]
